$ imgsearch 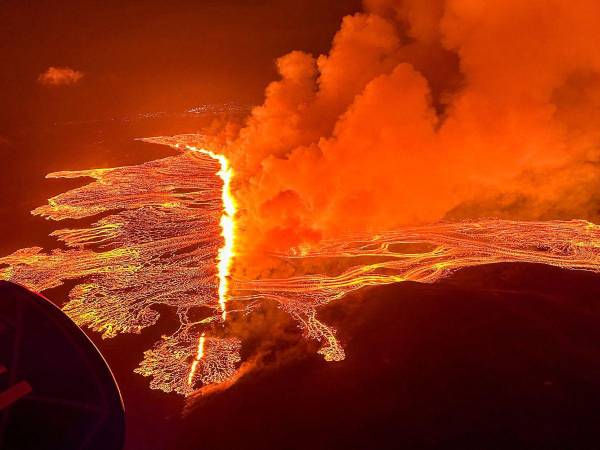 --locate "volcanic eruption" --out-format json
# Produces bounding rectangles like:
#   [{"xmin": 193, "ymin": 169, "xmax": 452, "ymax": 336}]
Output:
[{"xmin": 2, "ymin": 0, "xmax": 600, "ymax": 396}]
